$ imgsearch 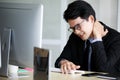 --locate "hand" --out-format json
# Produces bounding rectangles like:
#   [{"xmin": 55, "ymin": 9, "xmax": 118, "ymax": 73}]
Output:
[
  {"xmin": 60, "ymin": 59, "xmax": 80, "ymax": 74},
  {"xmin": 93, "ymin": 21, "xmax": 108, "ymax": 39}
]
